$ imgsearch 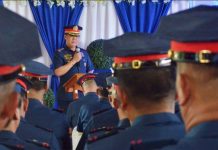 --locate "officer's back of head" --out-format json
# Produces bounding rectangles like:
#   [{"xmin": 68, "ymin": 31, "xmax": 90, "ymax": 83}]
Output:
[
  {"xmin": 103, "ymin": 32, "xmax": 175, "ymax": 122},
  {"xmin": 78, "ymin": 73, "xmax": 98, "ymax": 95},
  {"xmin": 157, "ymin": 5, "xmax": 218, "ymax": 132}
]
